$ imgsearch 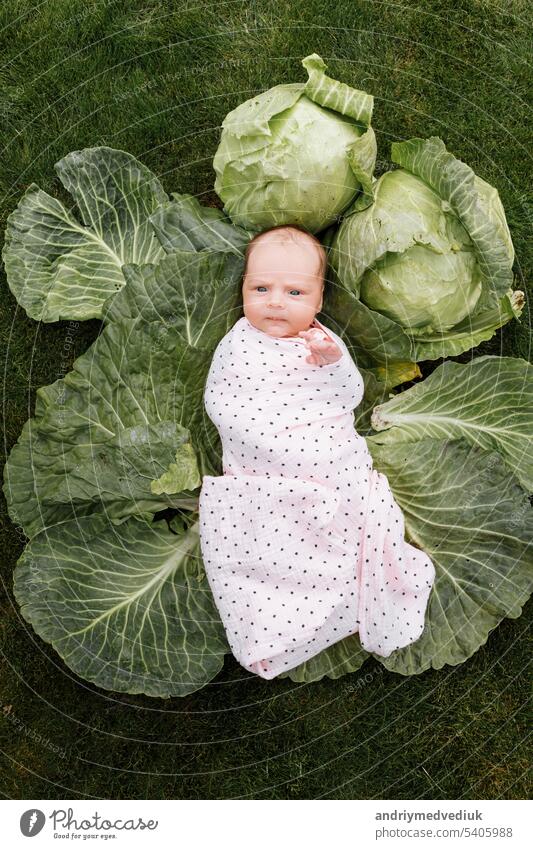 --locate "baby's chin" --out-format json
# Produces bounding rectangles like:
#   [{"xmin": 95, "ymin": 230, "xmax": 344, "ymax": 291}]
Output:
[
  {"xmin": 257, "ymin": 317, "xmax": 315, "ymax": 338},
  {"xmin": 261, "ymin": 320, "xmax": 301, "ymax": 338}
]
